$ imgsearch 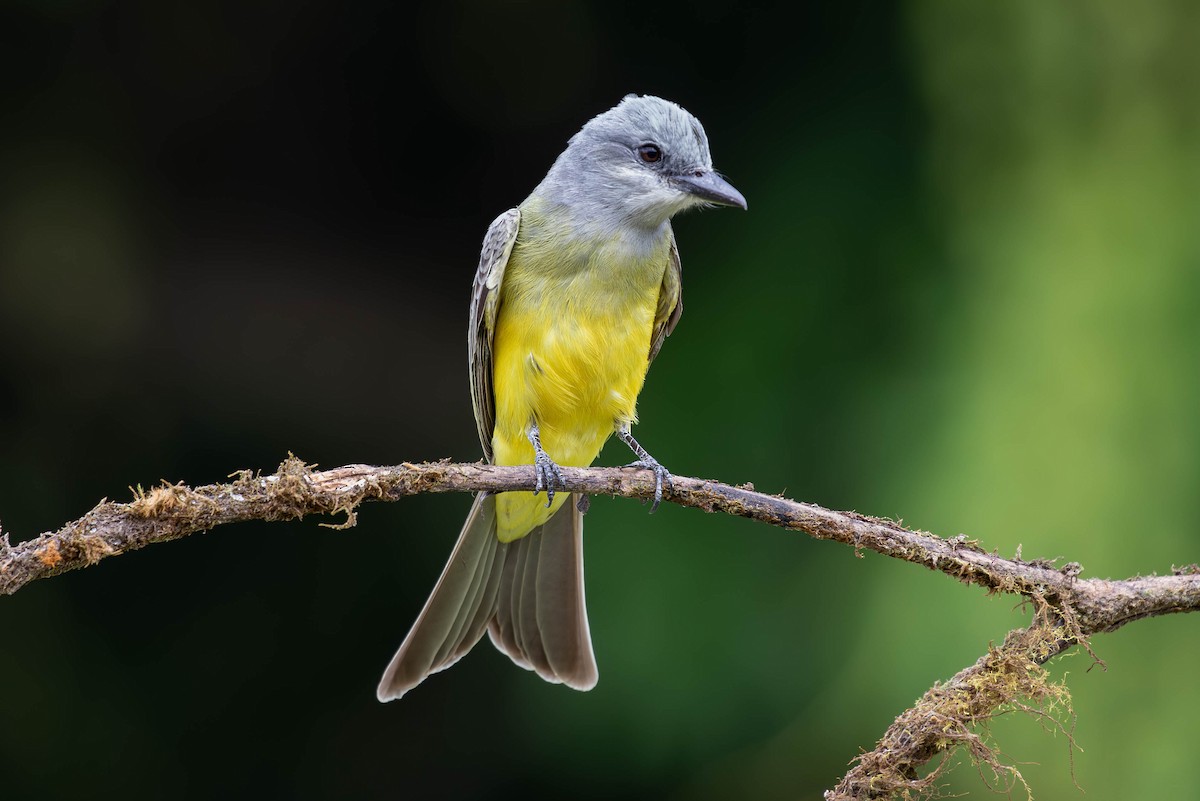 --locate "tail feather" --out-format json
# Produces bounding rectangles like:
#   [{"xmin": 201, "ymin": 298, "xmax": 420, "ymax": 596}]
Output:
[
  {"xmin": 377, "ymin": 491, "xmax": 598, "ymax": 701},
  {"xmin": 490, "ymin": 527, "xmax": 526, "ymax": 669},
  {"xmin": 377, "ymin": 493, "xmax": 497, "ymax": 700},
  {"xmin": 488, "ymin": 494, "xmax": 598, "ymax": 691},
  {"xmin": 534, "ymin": 504, "xmax": 596, "ymax": 686},
  {"xmin": 431, "ymin": 514, "xmax": 500, "ymax": 669},
  {"xmin": 460, "ymin": 529, "xmax": 508, "ymax": 654},
  {"xmin": 516, "ymin": 524, "xmax": 552, "ymax": 676},
  {"xmin": 508, "ymin": 520, "xmax": 534, "ymax": 667}
]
